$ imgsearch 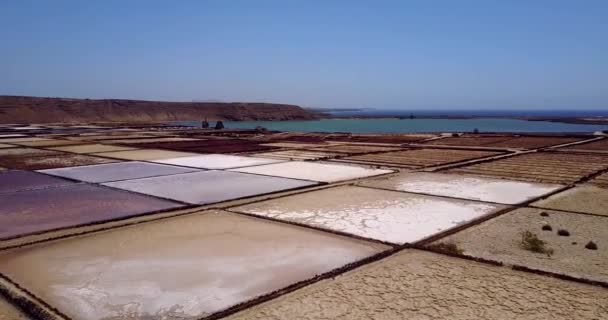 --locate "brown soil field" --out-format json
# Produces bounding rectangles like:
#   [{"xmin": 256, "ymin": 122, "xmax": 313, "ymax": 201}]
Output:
[
  {"xmin": 449, "ymin": 152, "xmax": 608, "ymax": 184},
  {"xmin": 332, "ymin": 149, "xmax": 501, "ymax": 168},
  {"xmin": 435, "ymin": 208, "xmax": 608, "ymax": 283},
  {"xmin": 226, "ymin": 250, "xmax": 608, "ymax": 320}
]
